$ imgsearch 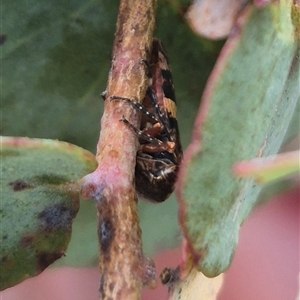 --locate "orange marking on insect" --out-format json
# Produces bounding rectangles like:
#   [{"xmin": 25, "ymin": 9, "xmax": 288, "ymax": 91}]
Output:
[{"xmin": 162, "ymin": 97, "xmax": 177, "ymax": 118}]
